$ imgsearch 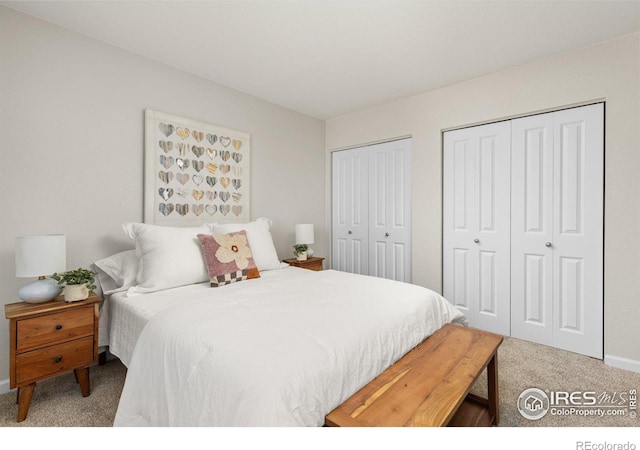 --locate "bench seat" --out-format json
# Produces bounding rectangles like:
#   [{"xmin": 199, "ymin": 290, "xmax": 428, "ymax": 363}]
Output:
[{"xmin": 325, "ymin": 323, "xmax": 503, "ymax": 427}]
